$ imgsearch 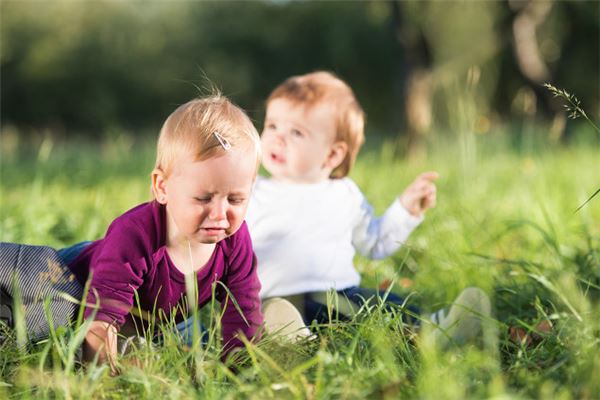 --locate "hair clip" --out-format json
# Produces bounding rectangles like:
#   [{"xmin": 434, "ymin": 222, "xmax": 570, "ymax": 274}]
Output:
[{"xmin": 213, "ymin": 131, "xmax": 231, "ymax": 150}]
